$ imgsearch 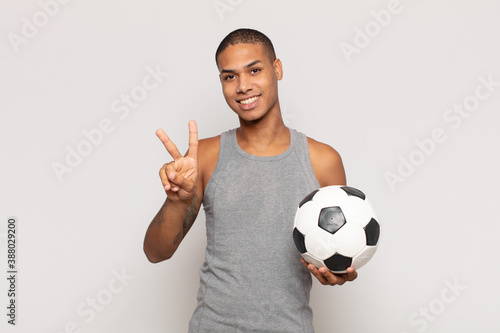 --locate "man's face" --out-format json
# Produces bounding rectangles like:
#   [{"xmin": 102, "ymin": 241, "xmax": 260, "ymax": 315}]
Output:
[{"xmin": 217, "ymin": 43, "xmax": 283, "ymax": 123}]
